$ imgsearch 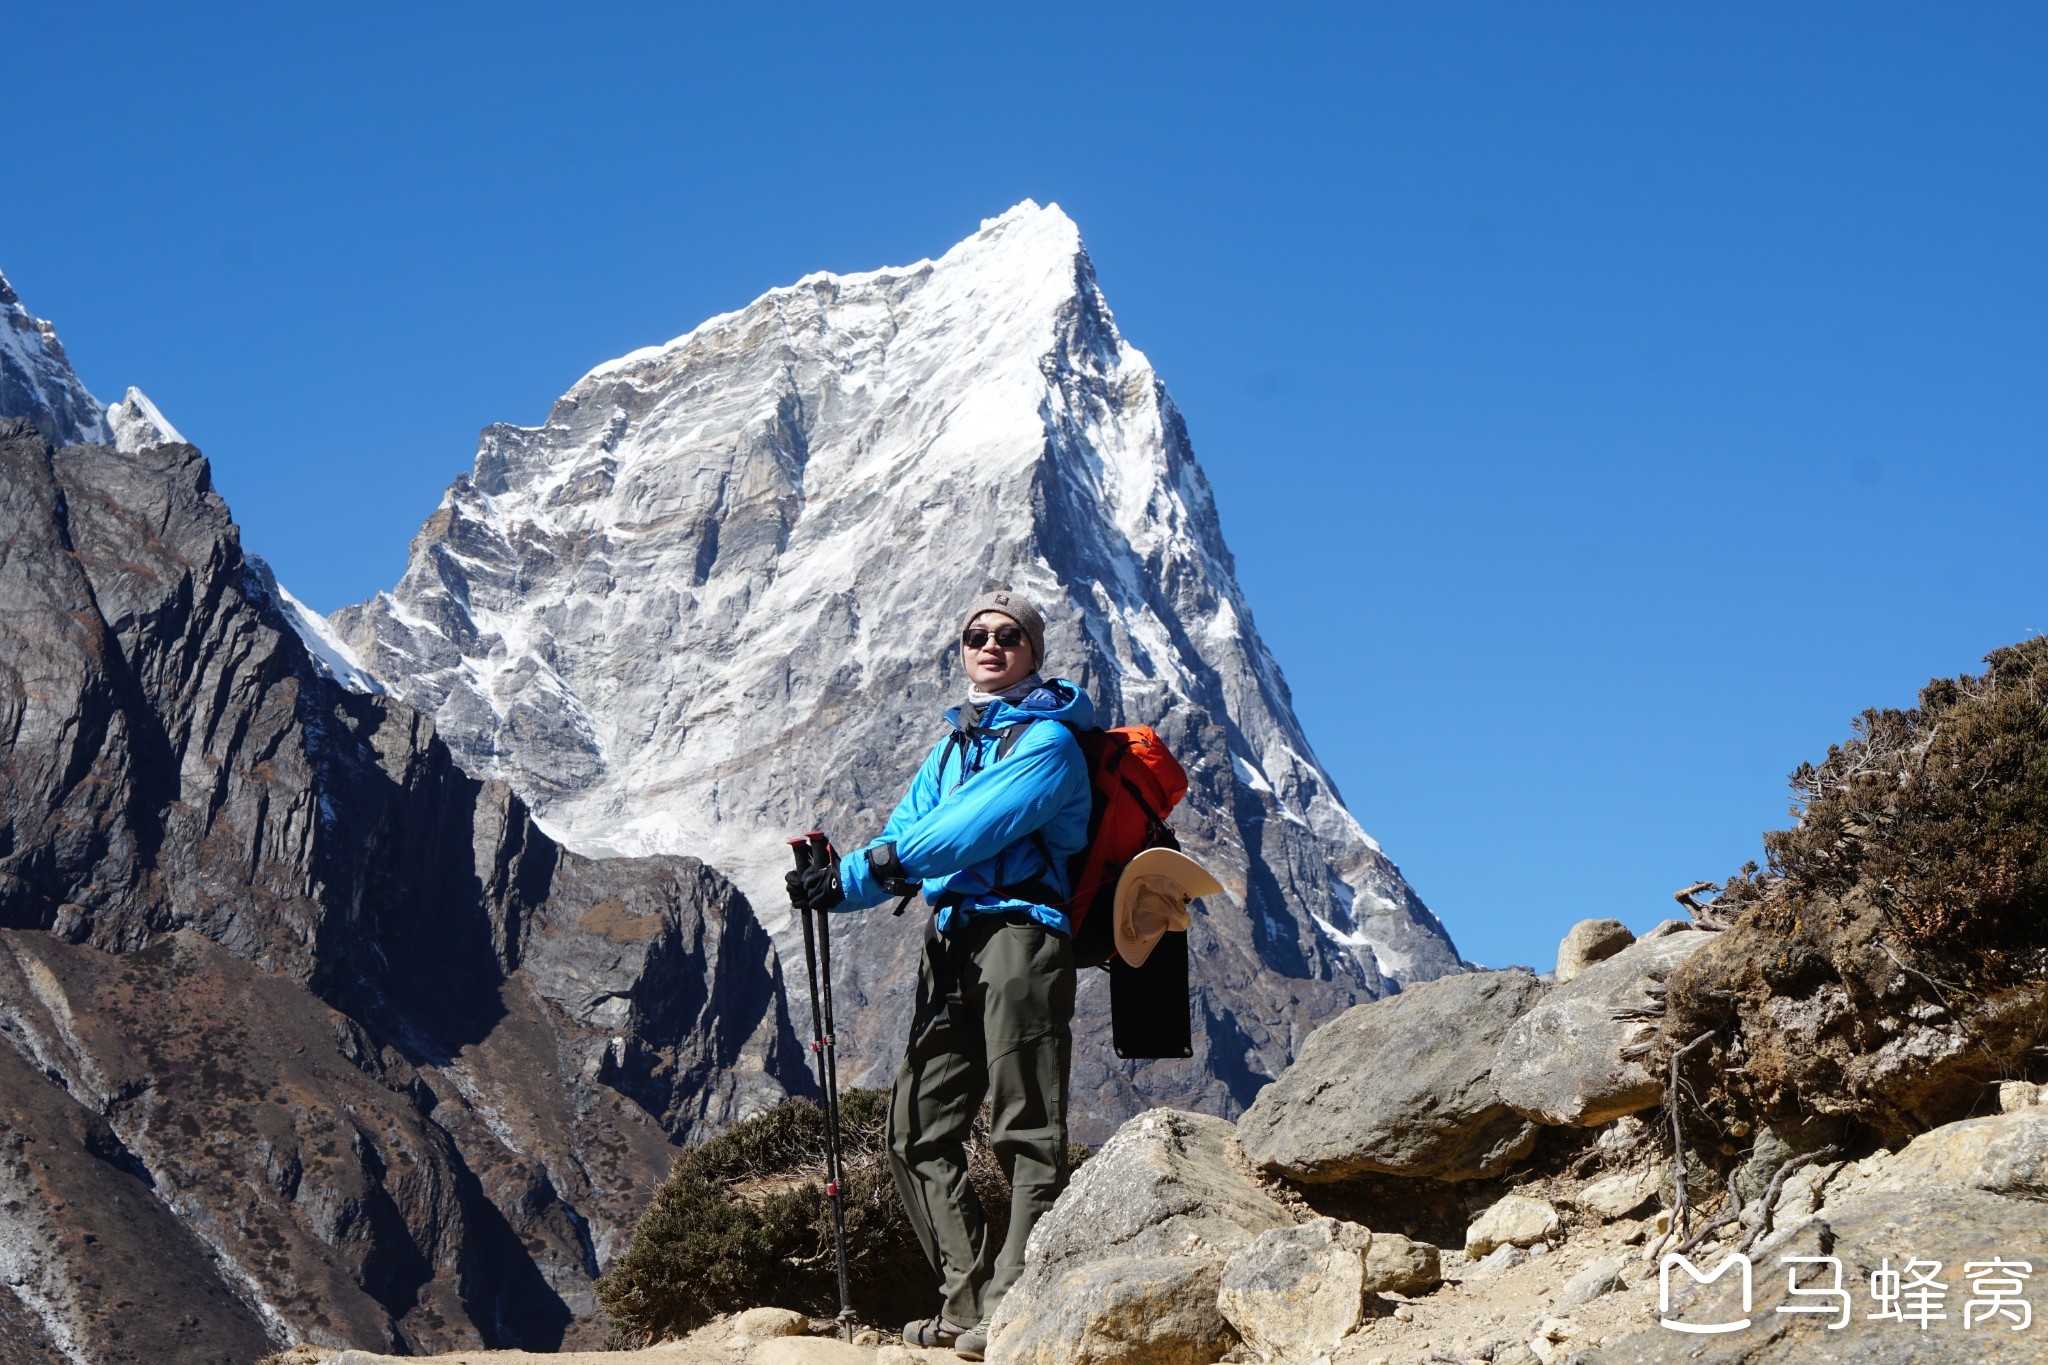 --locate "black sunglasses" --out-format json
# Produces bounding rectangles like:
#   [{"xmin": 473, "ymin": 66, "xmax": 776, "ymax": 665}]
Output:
[{"xmin": 962, "ymin": 625, "xmax": 1026, "ymax": 650}]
